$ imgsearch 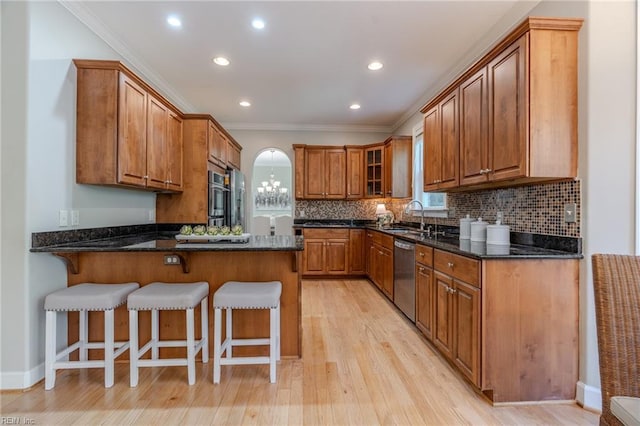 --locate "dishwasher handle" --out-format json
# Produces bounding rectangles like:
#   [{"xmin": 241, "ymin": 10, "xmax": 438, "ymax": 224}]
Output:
[{"xmin": 394, "ymin": 240, "xmax": 415, "ymax": 251}]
